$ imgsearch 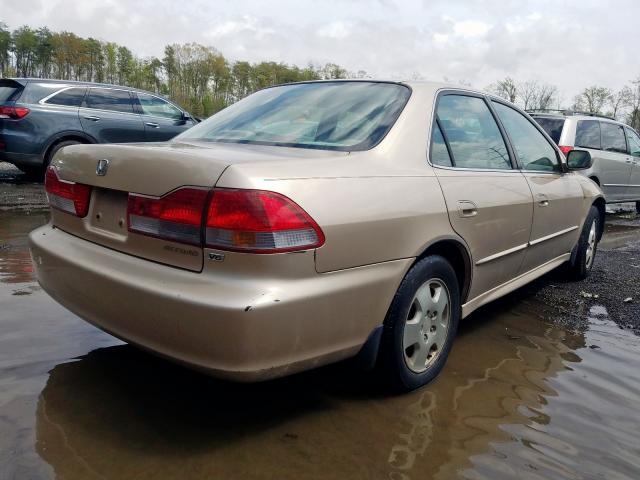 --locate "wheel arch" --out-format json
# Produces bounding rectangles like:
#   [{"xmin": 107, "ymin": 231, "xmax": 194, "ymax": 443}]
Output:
[
  {"xmin": 42, "ymin": 131, "xmax": 97, "ymax": 166},
  {"xmin": 412, "ymin": 237, "xmax": 472, "ymax": 304}
]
